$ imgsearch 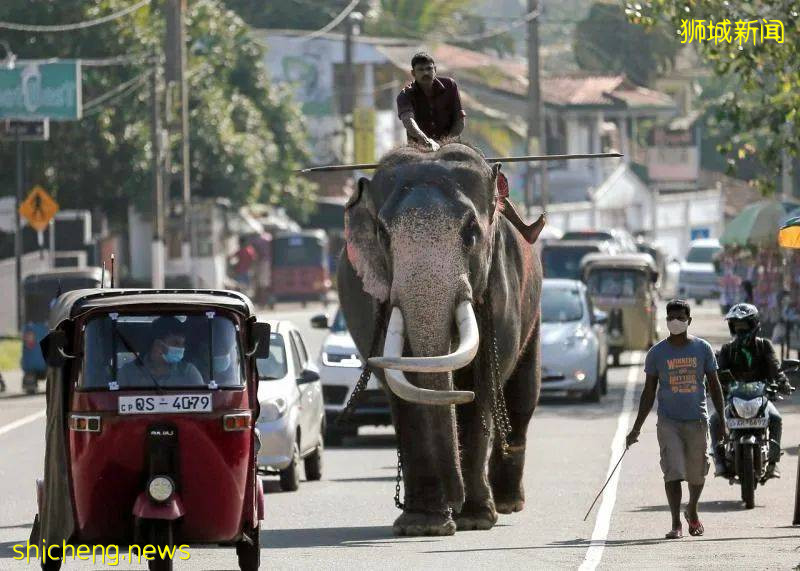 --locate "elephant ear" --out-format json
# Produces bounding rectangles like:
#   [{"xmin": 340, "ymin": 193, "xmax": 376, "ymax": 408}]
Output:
[{"xmin": 344, "ymin": 177, "xmax": 390, "ymax": 302}]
